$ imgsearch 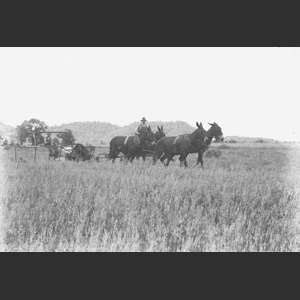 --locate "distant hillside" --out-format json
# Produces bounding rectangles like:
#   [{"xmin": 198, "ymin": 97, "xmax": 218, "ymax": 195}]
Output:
[
  {"xmin": 48, "ymin": 121, "xmax": 196, "ymax": 145},
  {"xmin": 1, "ymin": 120, "xmax": 282, "ymax": 145},
  {"xmin": 48, "ymin": 122, "xmax": 120, "ymax": 145},
  {"xmin": 47, "ymin": 121, "xmax": 281, "ymax": 145}
]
